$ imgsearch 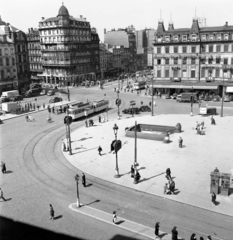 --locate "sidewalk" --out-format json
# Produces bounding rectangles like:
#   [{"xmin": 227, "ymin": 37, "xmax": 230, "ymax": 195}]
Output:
[
  {"xmin": 64, "ymin": 114, "xmax": 233, "ymax": 218},
  {"xmin": 69, "ymin": 203, "xmax": 178, "ymax": 240}
]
